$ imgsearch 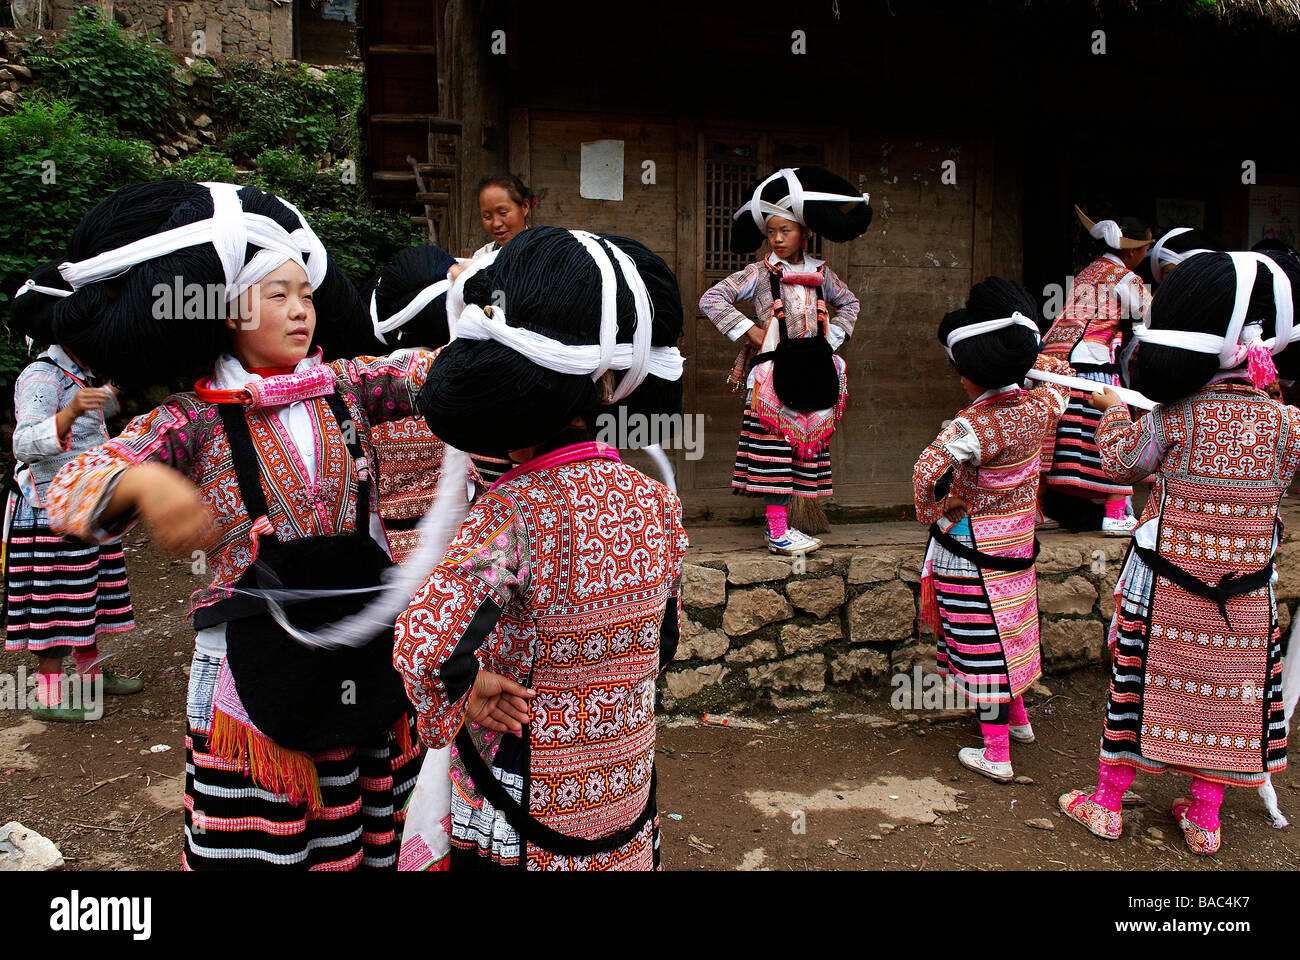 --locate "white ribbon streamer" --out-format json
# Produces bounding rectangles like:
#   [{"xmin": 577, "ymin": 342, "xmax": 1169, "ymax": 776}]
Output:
[
  {"xmin": 1149, "ymin": 227, "xmax": 1213, "ymax": 285},
  {"xmin": 57, "ymin": 182, "xmax": 326, "ymax": 302},
  {"xmin": 452, "ymin": 304, "xmax": 684, "ymax": 382},
  {"xmin": 370, "ymin": 278, "xmax": 451, "ymax": 344},
  {"xmin": 14, "ymin": 279, "xmax": 71, "ymax": 299},
  {"xmin": 264, "ymin": 447, "xmax": 472, "ymax": 650},
  {"xmin": 1024, "ymin": 368, "xmax": 1157, "ymax": 411}
]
